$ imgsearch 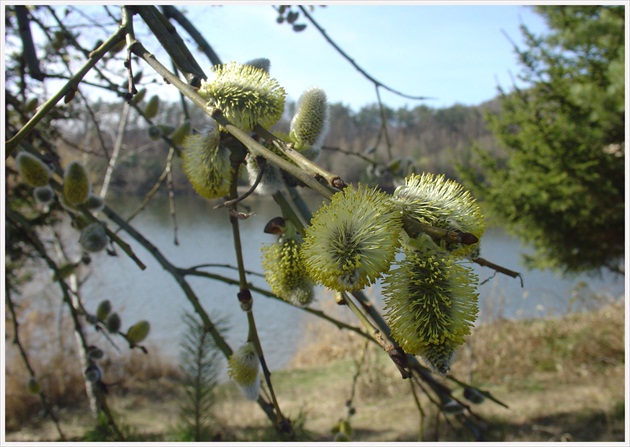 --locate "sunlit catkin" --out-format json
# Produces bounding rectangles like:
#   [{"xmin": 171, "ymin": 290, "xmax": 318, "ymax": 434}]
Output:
[
  {"xmin": 302, "ymin": 185, "xmax": 401, "ymax": 291},
  {"xmin": 16, "ymin": 152, "xmax": 50, "ymax": 187},
  {"xmin": 393, "ymin": 172, "xmax": 484, "ymax": 257},
  {"xmin": 289, "ymin": 87, "xmax": 329, "ymax": 158},
  {"xmin": 63, "ymin": 161, "xmax": 91, "ymax": 206},
  {"xmin": 198, "ymin": 62, "xmax": 286, "ymax": 131},
  {"xmin": 228, "ymin": 342, "xmax": 261, "ymax": 400},
  {"xmin": 262, "ymin": 221, "xmax": 314, "ymax": 306},
  {"xmin": 182, "ymin": 129, "xmax": 232, "ymax": 200},
  {"xmin": 383, "ymin": 235, "xmax": 479, "ymax": 374}
]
